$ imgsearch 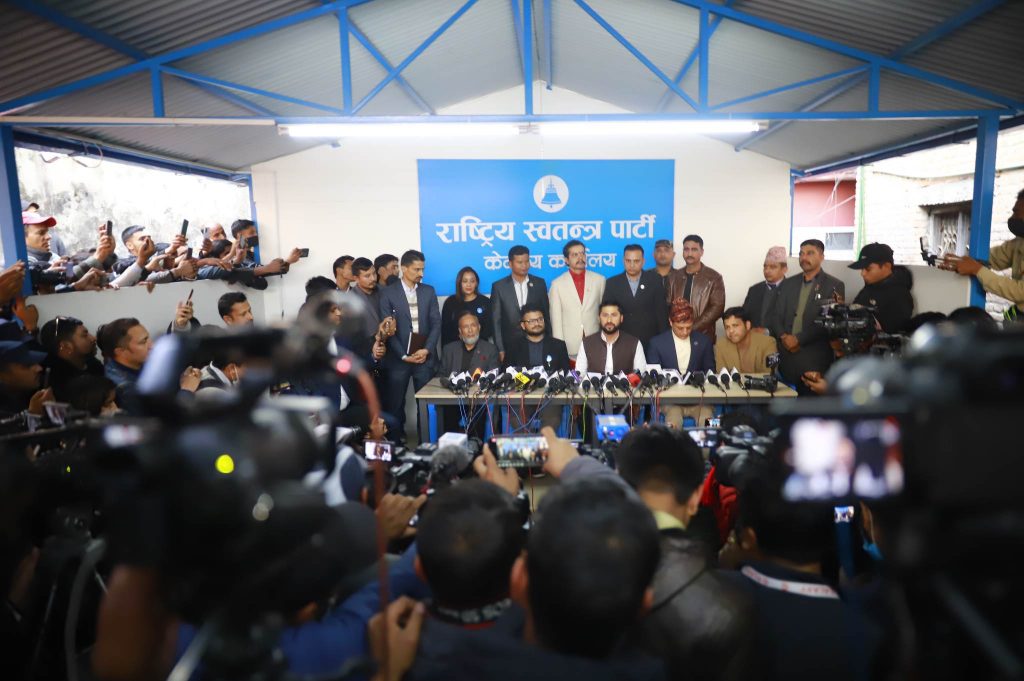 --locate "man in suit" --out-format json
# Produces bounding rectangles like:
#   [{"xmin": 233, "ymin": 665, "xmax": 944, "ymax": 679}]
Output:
[
  {"xmin": 742, "ymin": 246, "xmax": 788, "ymax": 330},
  {"xmin": 548, "ymin": 239, "xmax": 606, "ymax": 358},
  {"xmin": 439, "ymin": 311, "xmax": 499, "ymax": 438},
  {"xmin": 647, "ymin": 299, "xmax": 715, "ymax": 428},
  {"xmin": 770, "ymin": 239, "xmax": 845, "ymax": 395},
  {"xmin": 378, "ymin": 249, "xmax": 441, "ymax": 440},
  {"xmin": 665, "ymin": 235, "xmax": 726, "ymax": 343},
  {"xmin": 502, "ymin": 303, "xmax": 570, "ymax": 432},
  {"xmin": 714, "ymin": 307, "xmax": 778, "ymax": 374},
  {"xmin": 491, "ymin": 245, "xmax": 549, "ymax": 361},
  {"xmin": 604, "ymin": 244, "xmax": 668, "ymax": 351}
]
